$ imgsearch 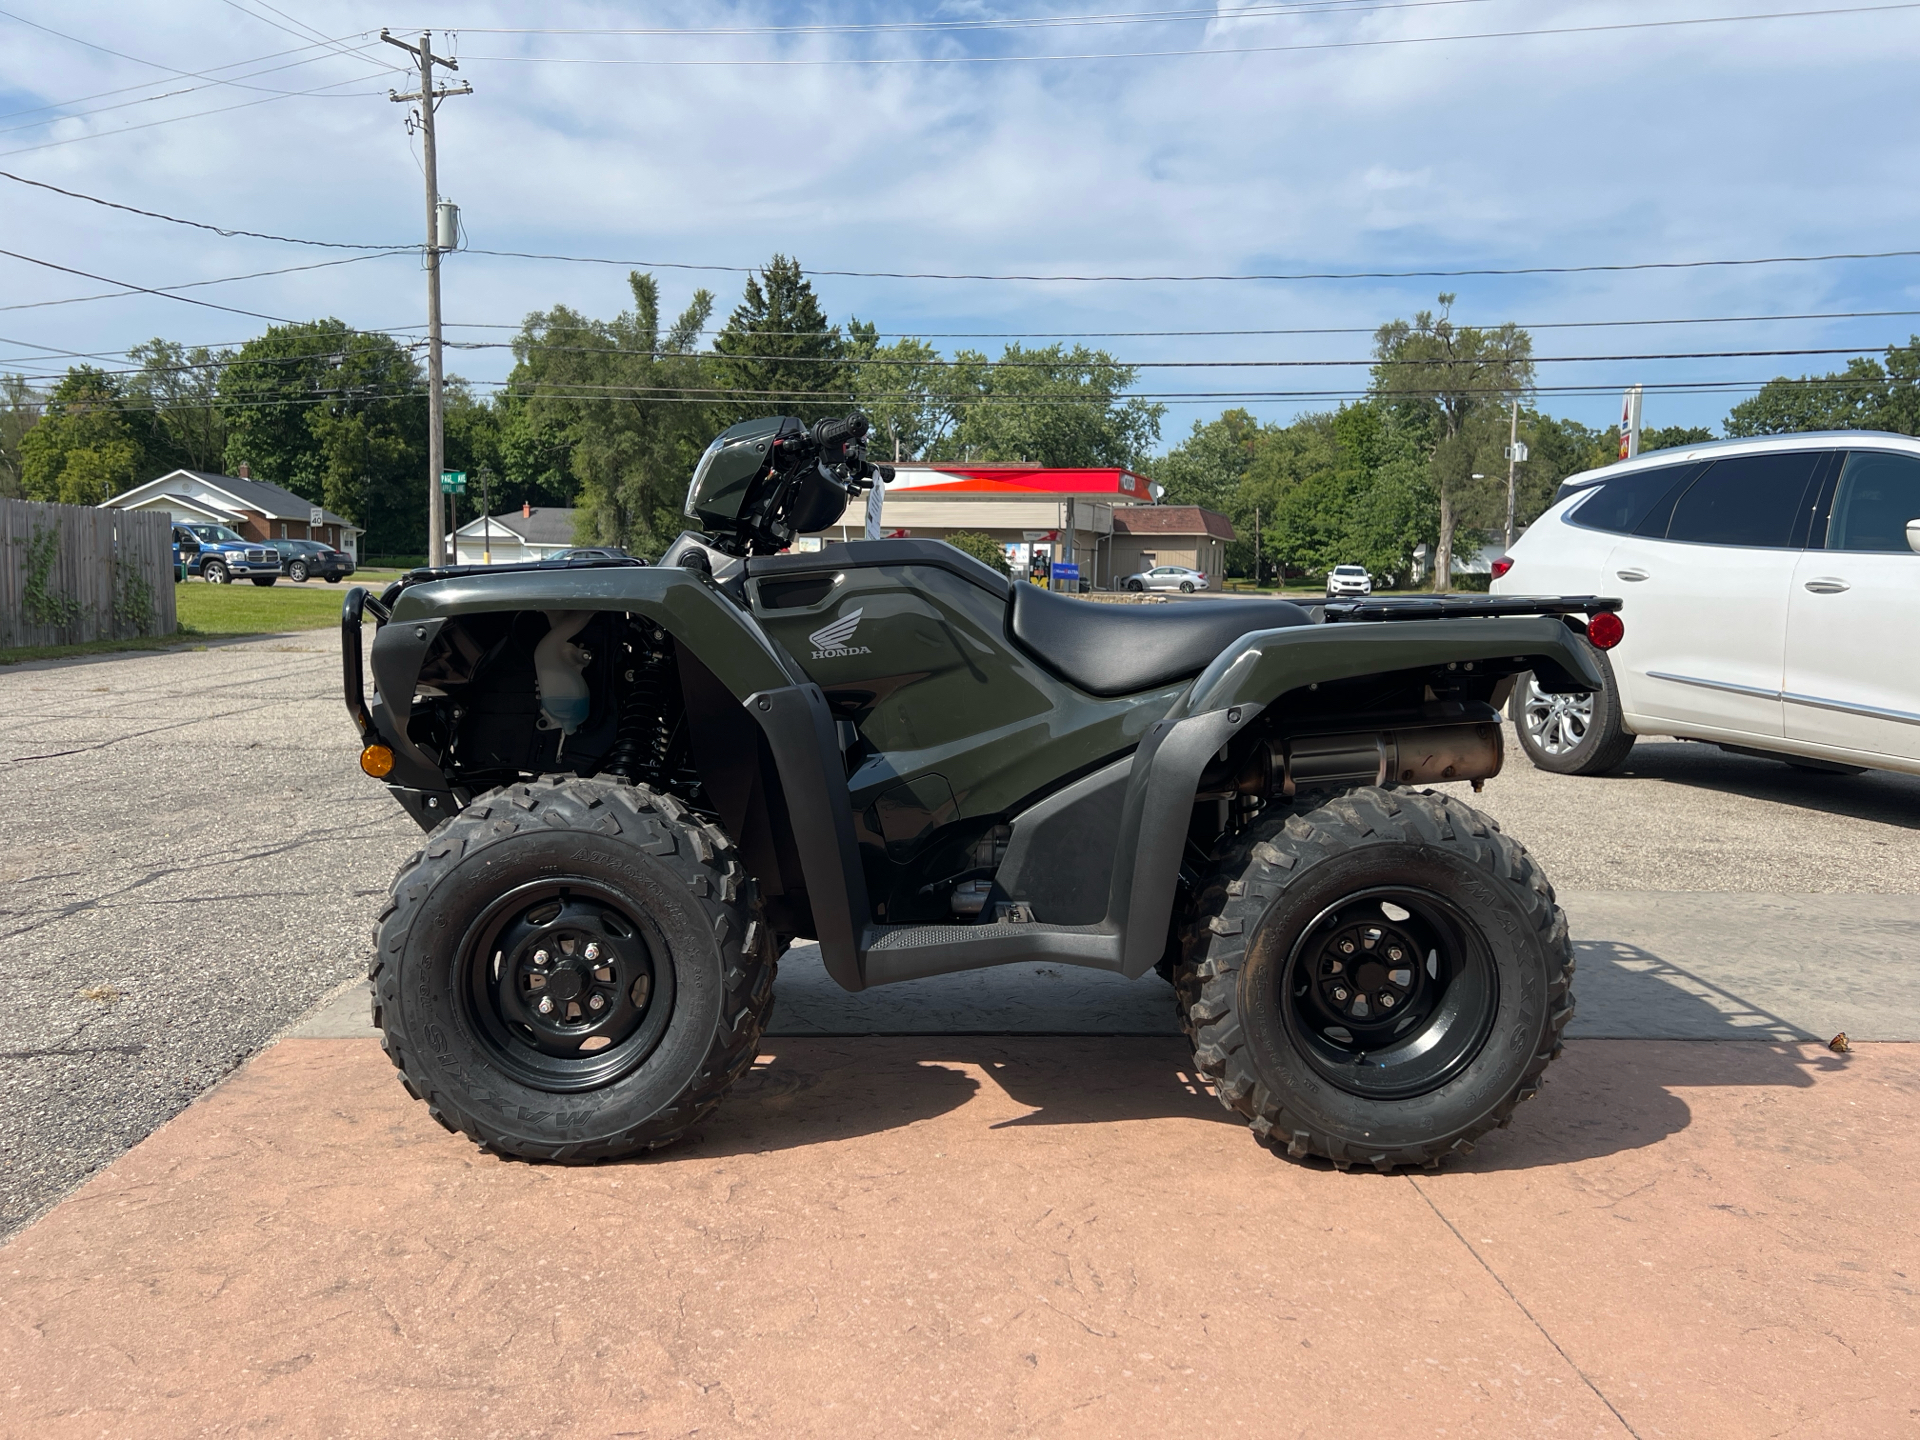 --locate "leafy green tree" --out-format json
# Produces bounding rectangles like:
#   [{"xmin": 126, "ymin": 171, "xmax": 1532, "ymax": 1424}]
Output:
[
  {"xmin": 849, "ymin": 324, "xmax": 950, "ymax": 460},
  {"xmin": 1724, "ymin": 338, "xmax": 1920, "ymax": 438},
  {"xmin": 19, "ymin": 366, "xmax": 145, "ymax": 505},
  {"xmin": 220, "ymin": 320, "xmax": 426, "ymax": 551},
  {"xmin": 510, "ymin": 271, "xmax": 714, "ymax": 554},
  {"xmin": 934, "ymin": 344, "xmax": 1163, "ymax": 467},
  {"xmin": 0, "ymin": 374, "xmax": 43, "ymax": 499},
  {"xmin": 1256, "ymin": 404, "xmax": 1433, "ymax": 585},
  {"xmin": 127, "ymin": 339, "xmax": 230, "ymax": 473},
  {"xmin": 1371, "ymin": 295, "xmax": 1534, "ymax": 590},
  {"xmin": 711, "ymin": 255, "xmax": 847, "ymax": 424},
  {"xmin": 942, "ymin": 531, "xmax": 1010, "ymax": 576},
  {"xmin": 1157, "ymin": 408, "xmax": 1269, "ymax": 514}
]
